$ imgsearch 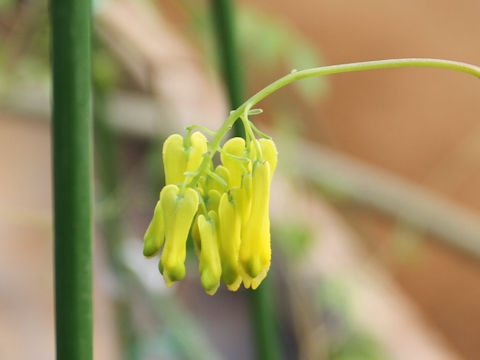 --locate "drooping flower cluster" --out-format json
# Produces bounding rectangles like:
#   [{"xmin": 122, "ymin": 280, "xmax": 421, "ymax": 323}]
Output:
[{"xmin": 143, "ymin": 129, "xmax": 277, "ymax": 295}]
